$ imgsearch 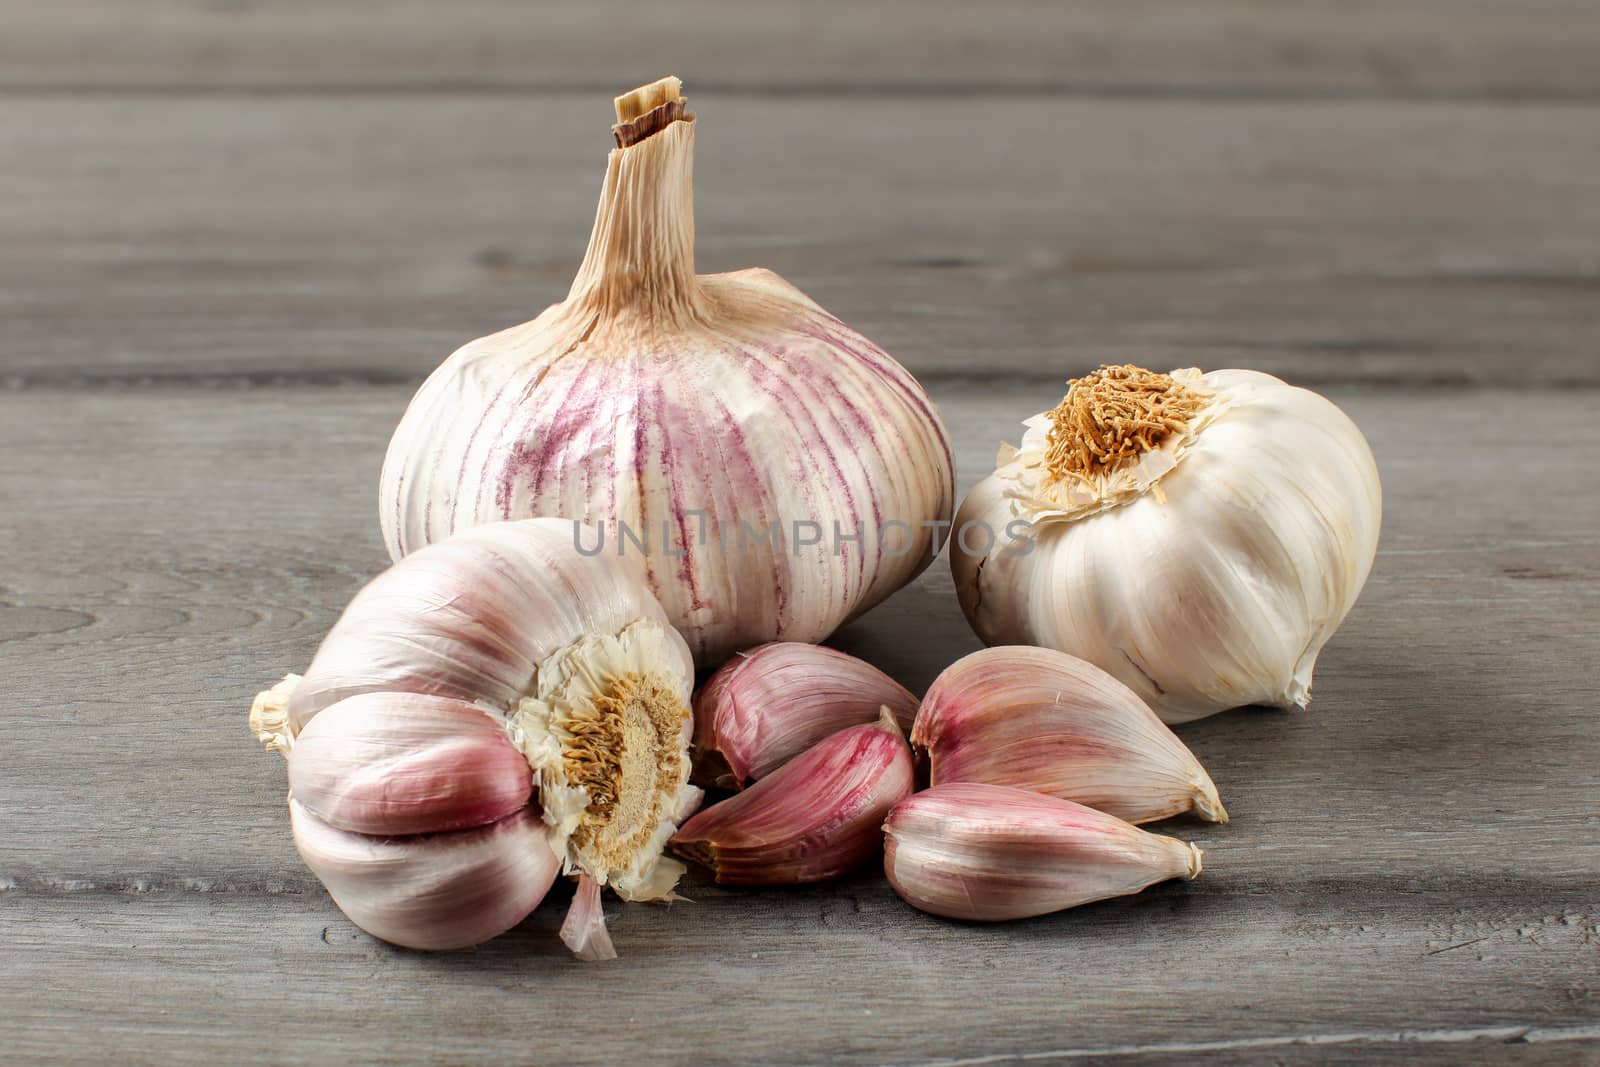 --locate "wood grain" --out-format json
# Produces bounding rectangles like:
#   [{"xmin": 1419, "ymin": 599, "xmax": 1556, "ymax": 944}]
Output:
[
  {"xmin": 4, "ymin": 1, "xmax": 1600, "ymax": 98},
  {"xmin": 3, "ymin": 94, "xmax": 1598, "ymax": 388},
  {"xmin": 2, "ymin": 384, "xmax": 1597, "ymax": 1063}
]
